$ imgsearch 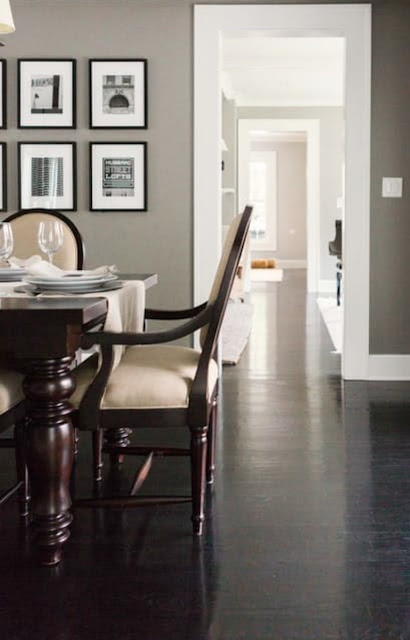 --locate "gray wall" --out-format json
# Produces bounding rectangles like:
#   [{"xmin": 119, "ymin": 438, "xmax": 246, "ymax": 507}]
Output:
[
  {"xmin": 3, "ymin": 0, "xmax": 194, "ymax": 310},
  {"xmin": 239, "ymin": 106, "xmax": 344, "ymax": 281},
  {"xmin": 250, "ymin": 139, "xmax": 307, "ymax": 263},
  {"xmin": 369, "ymin": 2, "xmax": 410, "ymax": 353},
  {"xmin": 4, "ymin": 0, "xmax": 410, "ymax": 354}
]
